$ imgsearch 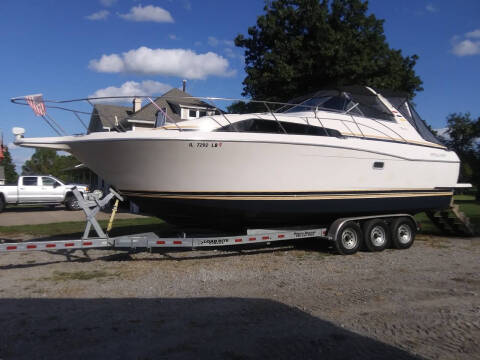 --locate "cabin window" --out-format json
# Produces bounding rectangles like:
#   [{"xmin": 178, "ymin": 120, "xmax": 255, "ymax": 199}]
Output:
[
  {"xmin": 189, "ymin": 110, "xmax": 197, "ymax": 118},
  {"xmin": 199, "ymin": 111, "xmax": 207, "ymax": 117},
  {"xmin": 215, "ymin": 119, "xmax": 342, "ymax": 137}
]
